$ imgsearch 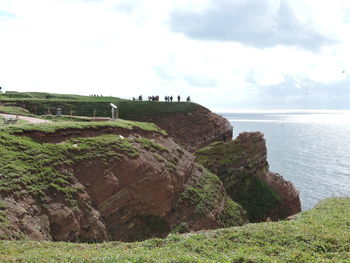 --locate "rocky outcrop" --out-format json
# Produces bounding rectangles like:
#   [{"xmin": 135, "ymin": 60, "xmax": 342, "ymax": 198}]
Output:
[
  {"xmin": 132, "ymin": 107, "xmax": 233, "ymax": 152},
  {"xmin": 0, "ymin": 125, "xmax": 246, "ymax": 242},
  {"xmin": 195, "ymin": 132, "xmax": 301, "ymax": 222}
]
